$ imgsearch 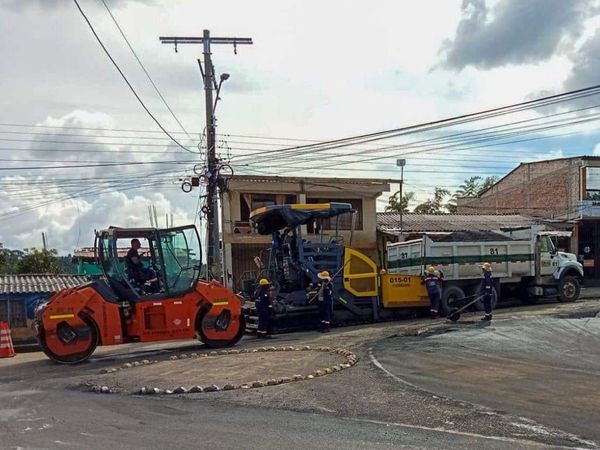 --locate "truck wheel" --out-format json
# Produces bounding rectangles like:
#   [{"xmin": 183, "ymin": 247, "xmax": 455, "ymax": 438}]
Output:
[
  {"xmin": 441, "ymin": 286, "xmax": 465, "ymax": 315},
  {"xmin": 474, "ymin": 287, "xmax": 498, "ymax": 311},
  {"xmin": 558, "ymin": 276, "xmax": 580, "ymax": 303}
]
